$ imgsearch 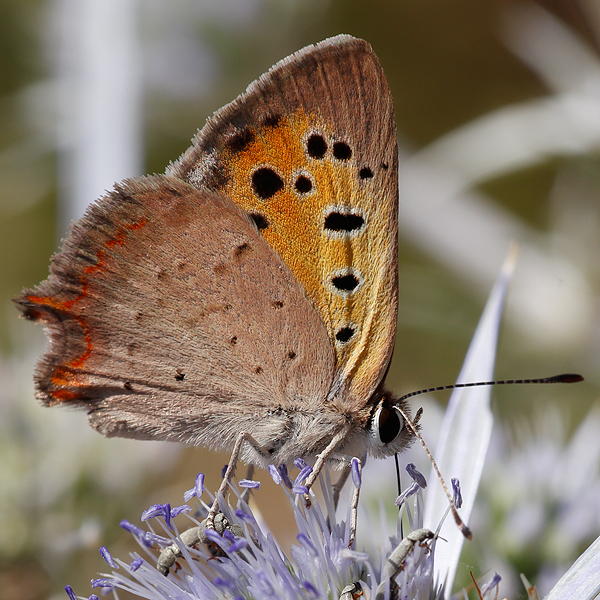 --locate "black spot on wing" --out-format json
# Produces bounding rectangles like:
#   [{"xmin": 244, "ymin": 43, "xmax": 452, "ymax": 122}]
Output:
[
  {"xmin": 332, "ymin": 142, "xmax": 351, "ymax": 160},
  {"xmin": 234, "ymin": 242, "xmax": 251, "ymax": 258},
  {"xmin": 252, "ymin": 168, "xmax": 284, "ymax": 200},
  {"xmin": 307, "ymin": 134, "xmax": 327, "ymax": 159},
  {"xmin": 332, "ymin": 274, "xmax": 359, "ymax": 292},
  {"xmin": 294, "ymin": 175, "xmax": 312, "ymax": 194},
  {"xmin": 249, "ymin": 212, "xmax": 269, "ymax": 230},
  {"xmin": 226, "ymin": 128, "xmax": 255, "ymax": 153},
  {"xmin": 335, "ymin": 327, "xmax": 355, "ymax": 343},
  {"xmin": 324, "ymin": 212, "xmax": 365, "ymax": 232},
  {"xmin": 261, "ymin": 113, "xmax": 282, "ymax": 128}
]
